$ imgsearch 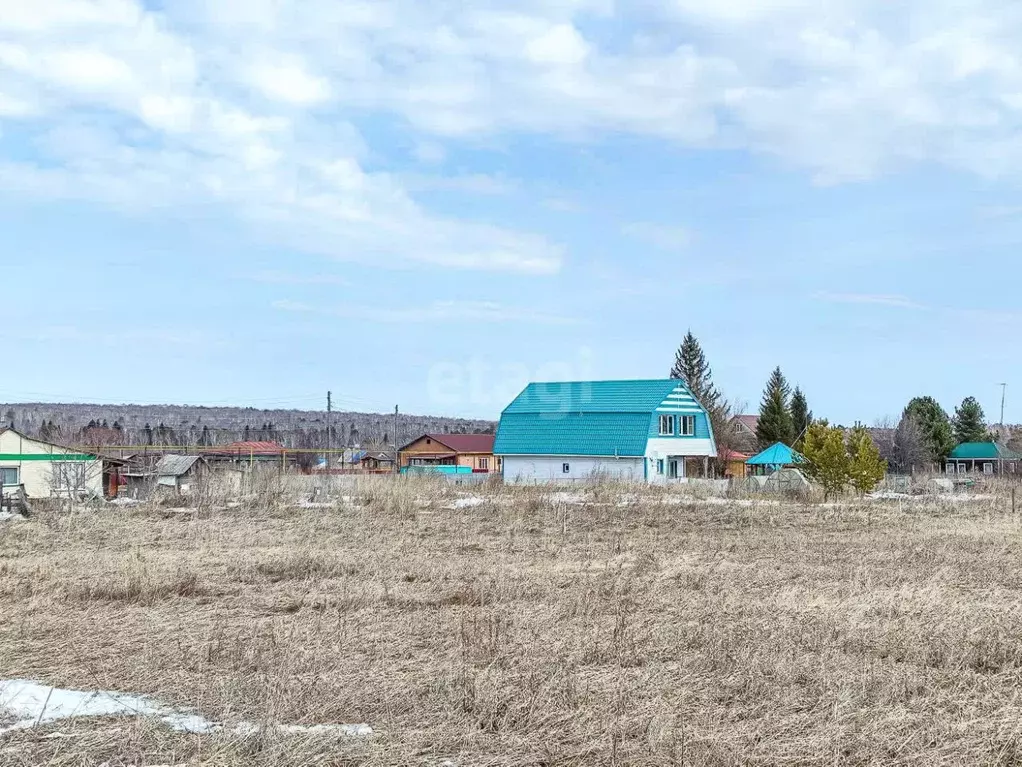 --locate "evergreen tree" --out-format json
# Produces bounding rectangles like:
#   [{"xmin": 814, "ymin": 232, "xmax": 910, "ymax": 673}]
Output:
[
  {"xmin": 756, "ymin": 367, "xmax": 795, "ymax": 447},
  {"xmin": 669, "ymin": 331, "xmax": 722, "ymax": 412},
  {"xmin": 801, "ymin": 421, "xmax": 850, "ymax": 500},
  {"xmin": 953, "ymin": 396, "xmax": 988, "ymax": 444},
  {"xmin": 903, "ymin": 397, "xmax": 954, "ymax": 462},
  {"xmin": 790, "ymin": 387, "xmax": 812, "ymax": 446},
  {"xmin": 848, "ymin": 424, "xmax": 887, "ymax": 495}
]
